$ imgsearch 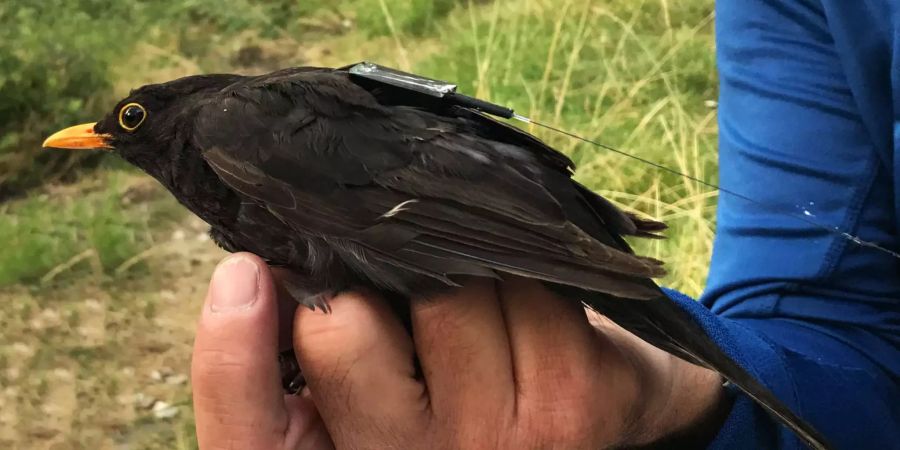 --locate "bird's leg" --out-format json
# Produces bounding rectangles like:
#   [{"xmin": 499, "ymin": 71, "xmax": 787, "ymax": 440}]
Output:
[
  {"xmin": 271, "ymin": 268, "xmax": 336, "ymax": 393},
  {"xmin": 278, "ymin": 349, "xmax": 305, "ymax": 394}
]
